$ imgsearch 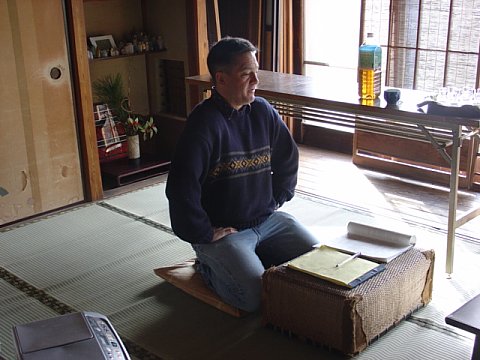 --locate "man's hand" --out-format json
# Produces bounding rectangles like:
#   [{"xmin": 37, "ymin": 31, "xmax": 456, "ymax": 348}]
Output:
[{"xmin": 212, "ymin": 227, "xmax": 238, "ymax": 242}]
